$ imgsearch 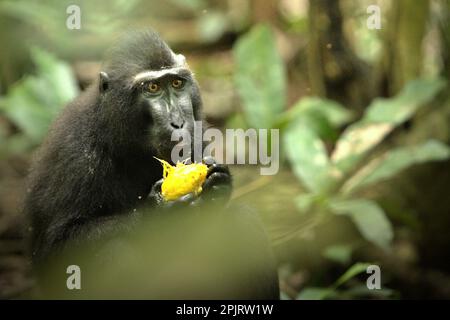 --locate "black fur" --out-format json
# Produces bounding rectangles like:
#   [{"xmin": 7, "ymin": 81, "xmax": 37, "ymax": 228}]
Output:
[{"xmin": 105, "ymin": 29, "xmax": 178, "ymax": 80}]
